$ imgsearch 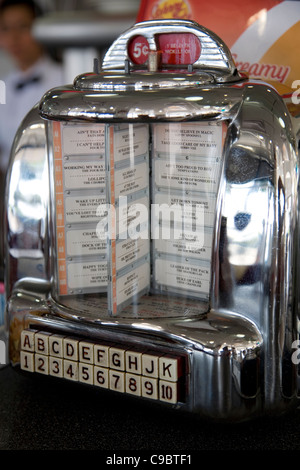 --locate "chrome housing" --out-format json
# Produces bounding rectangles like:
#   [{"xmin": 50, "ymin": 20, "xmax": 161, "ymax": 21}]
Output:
[{"xmin": 4, "ymin": 20, "xmax": 300, "ymax": 421}]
